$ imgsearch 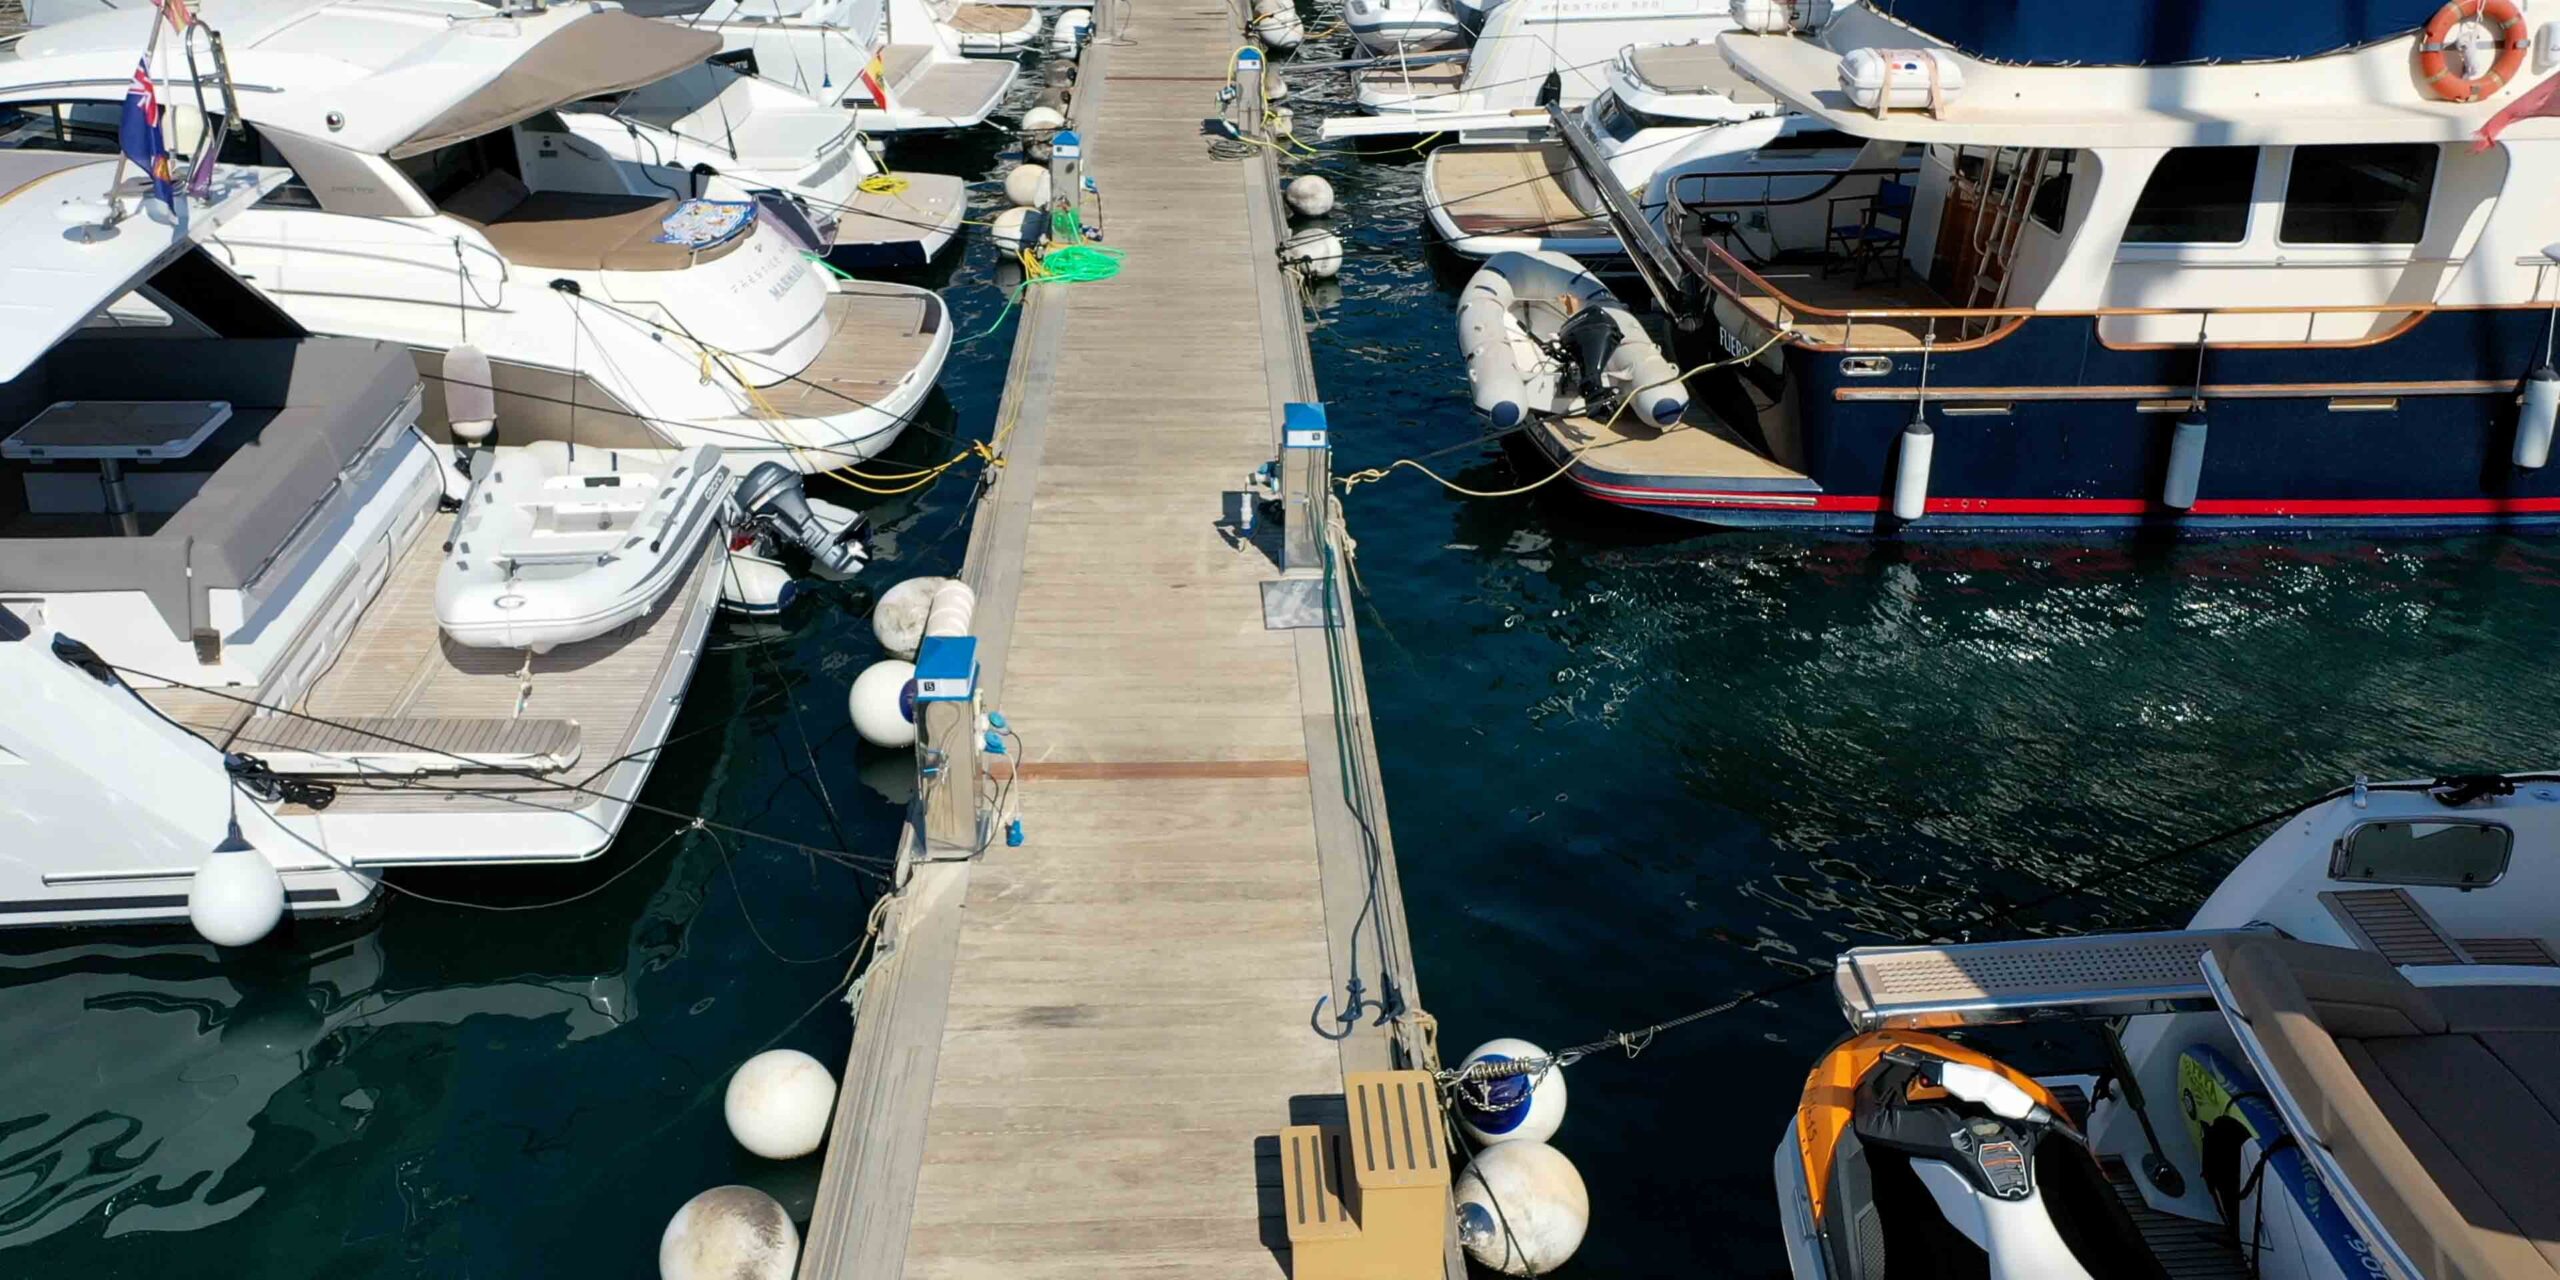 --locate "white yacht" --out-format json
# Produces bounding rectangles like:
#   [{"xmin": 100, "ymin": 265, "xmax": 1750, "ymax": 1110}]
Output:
[
  {"xmin": 646, "ymin": 0, "xmax": 1019, "ymax": 133},
  {"xmin": 1344, "ymin": 0, "xmax": 1466, "ymax": 54},
  {"xmin": 0, "ymin": 0, "xmax": 951, "ymax": 474},
  {"xmin": 1779, "ymin": 771, "xmax": 2560, "ymax": 1280},
  {"xmin": 1420, "ymin": 40, "xmax": 1861, "ymax": 258},
  {"xmin": 0, "ymin": 147, "xmax": 735, "ymax": 933},
  {"xmin": 1339, "ymin": 0, "xmax": 1740, "ymax": 130}
]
